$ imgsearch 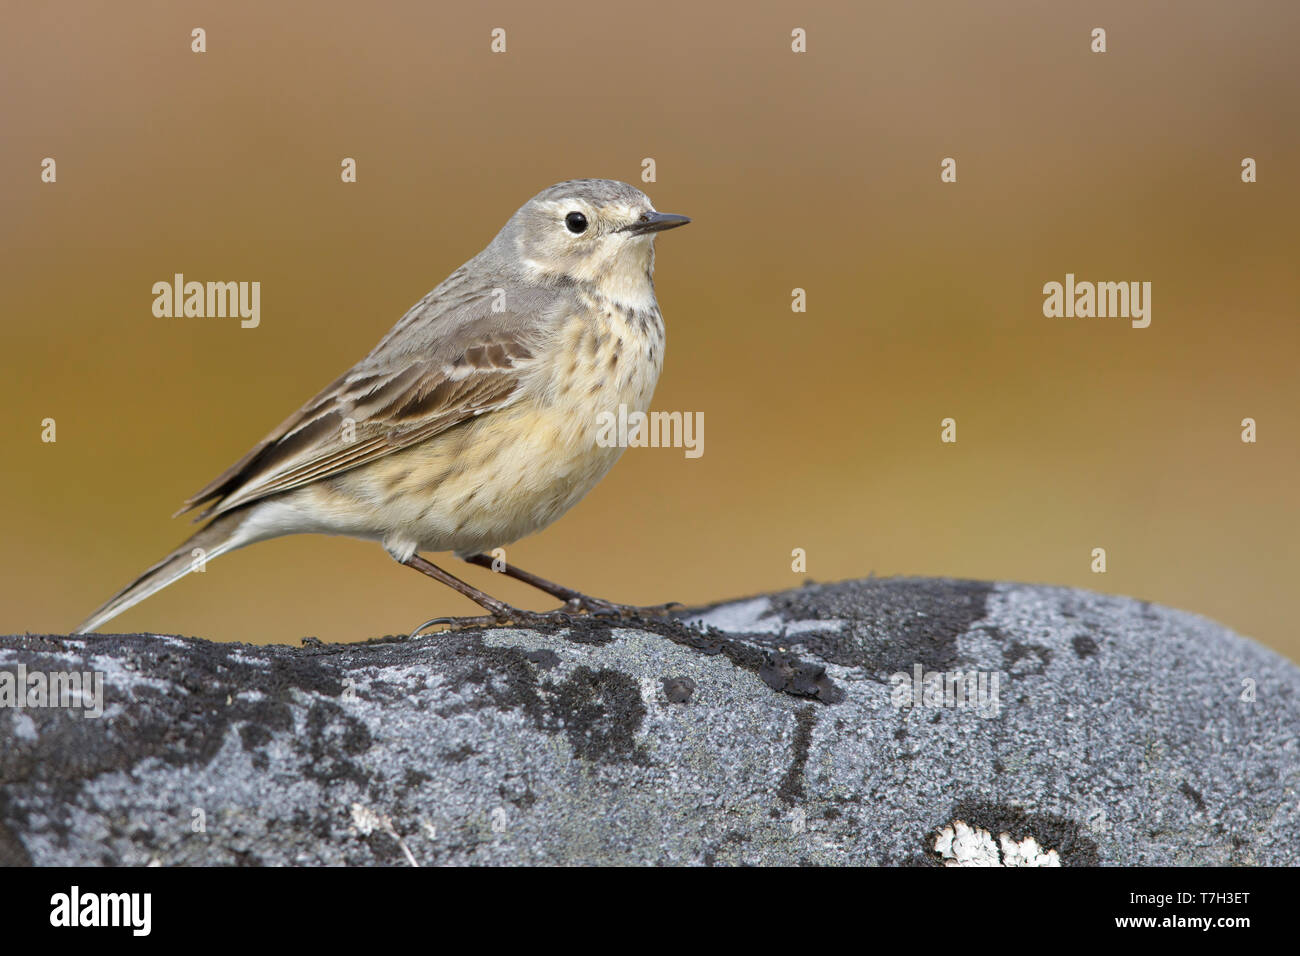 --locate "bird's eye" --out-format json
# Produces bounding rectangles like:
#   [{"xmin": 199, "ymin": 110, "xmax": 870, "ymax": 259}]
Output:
[{"xmin": 565, "ymin": 211, "xmax": 588, "ymax": 234}]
